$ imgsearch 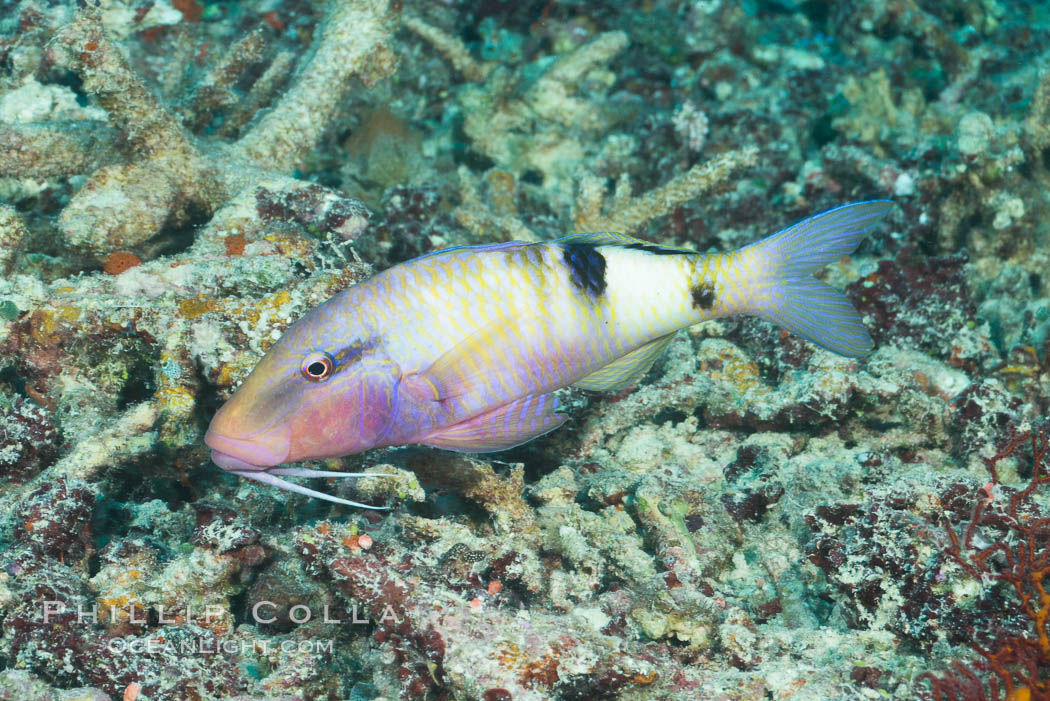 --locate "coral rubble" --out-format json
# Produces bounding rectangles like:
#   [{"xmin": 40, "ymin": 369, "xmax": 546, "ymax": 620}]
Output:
[{"xmin": 1, "ymin": 0, "xmax": 1049, "ymax": 699}]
